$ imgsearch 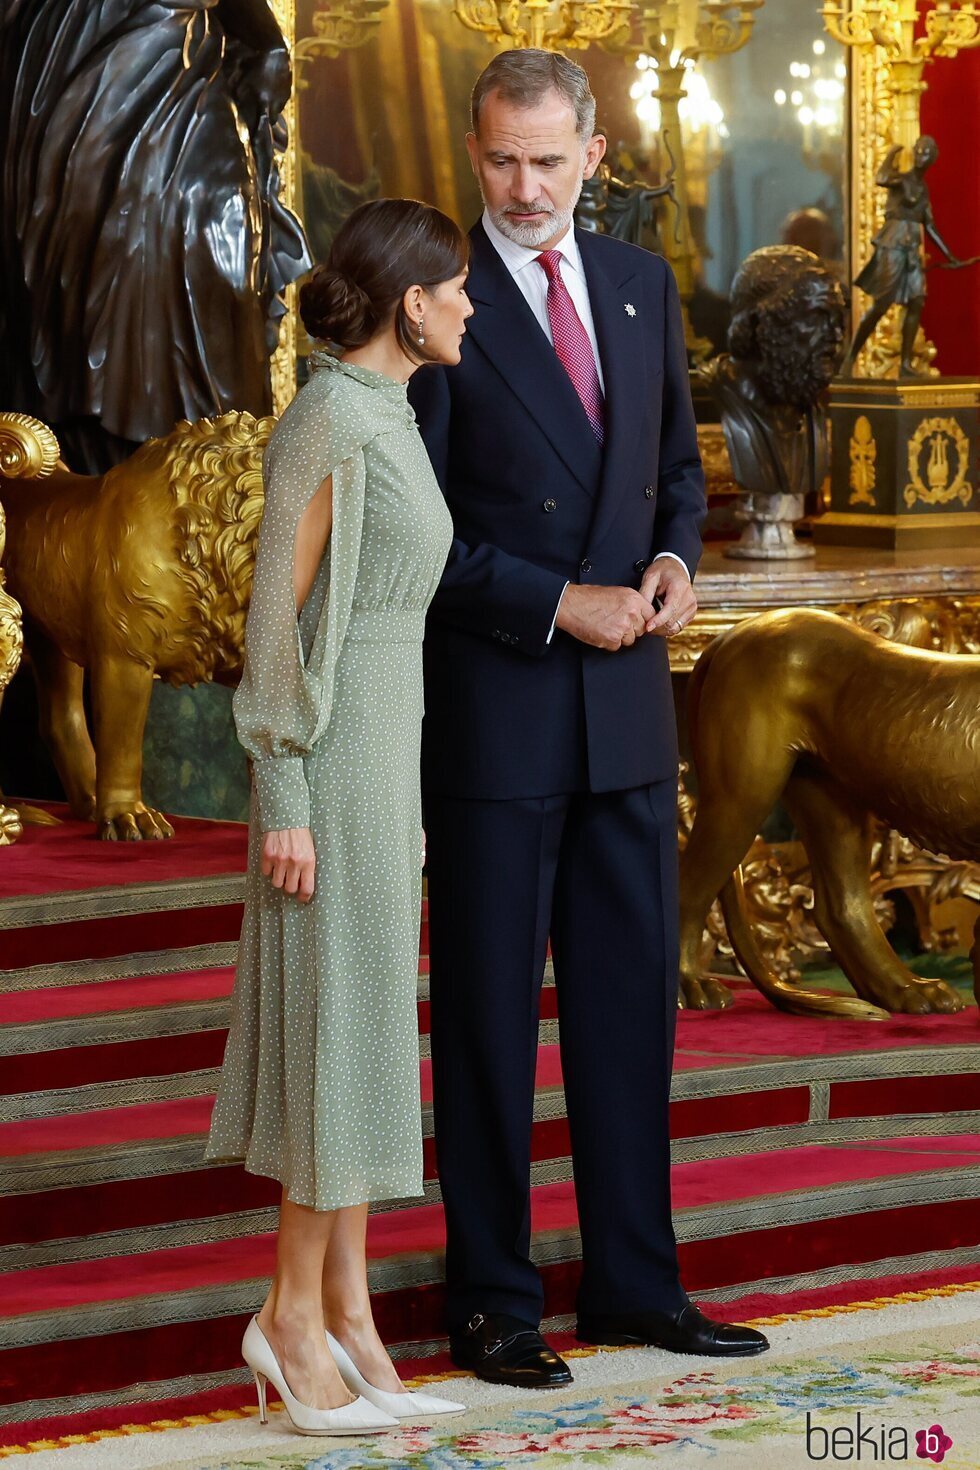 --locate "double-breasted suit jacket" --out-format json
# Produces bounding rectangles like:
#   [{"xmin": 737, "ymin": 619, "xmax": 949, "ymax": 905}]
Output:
[
  {"xmin": 409, "ymin": 218, "xmax": 706, "ymax": 800},
  {"xmin": 409, "ymin": 217, "xmax": 707, "ymax": 1333}
]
